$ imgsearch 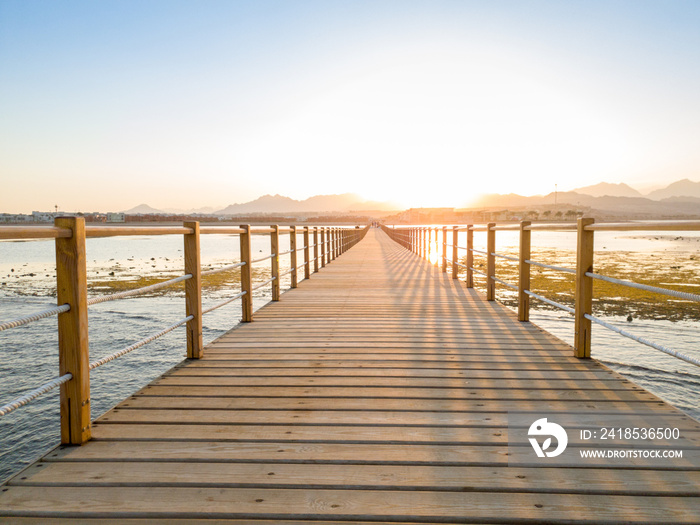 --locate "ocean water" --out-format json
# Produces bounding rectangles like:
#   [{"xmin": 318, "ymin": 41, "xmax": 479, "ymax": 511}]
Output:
[{"xmin": 1, "ymin": 229, "xmax": 699, "ymax": 482}]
